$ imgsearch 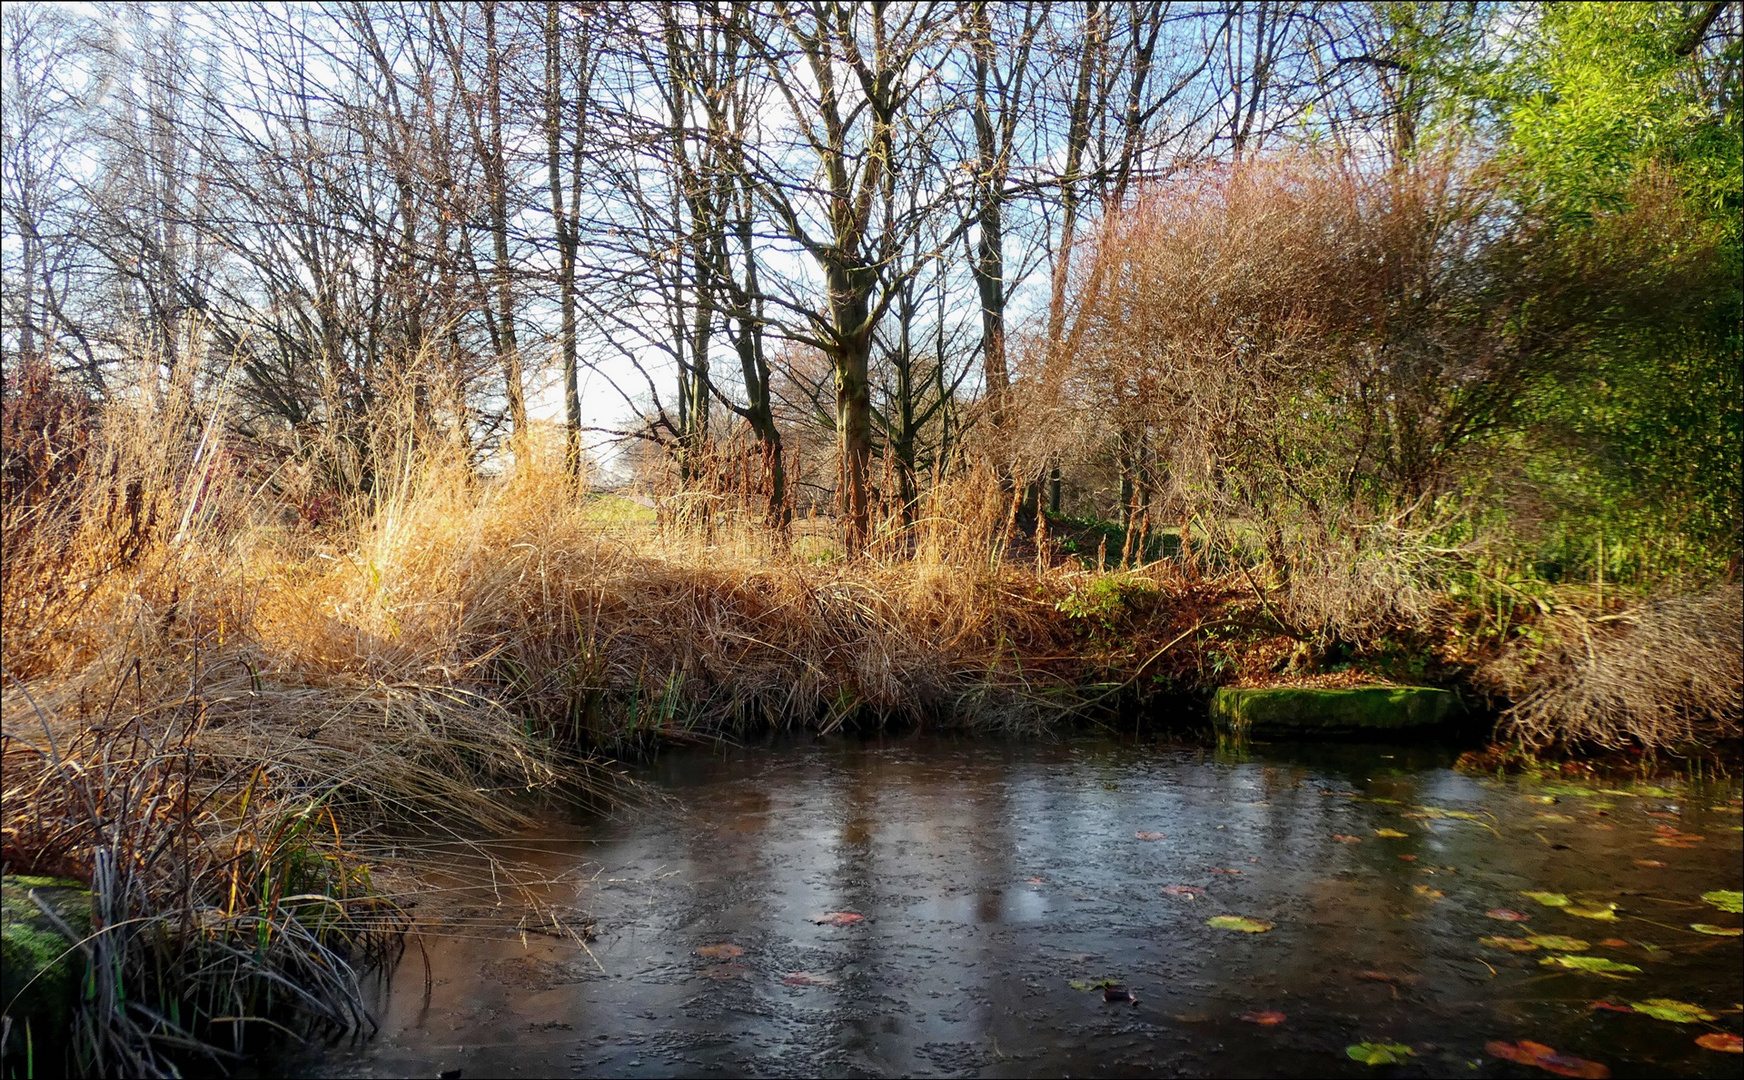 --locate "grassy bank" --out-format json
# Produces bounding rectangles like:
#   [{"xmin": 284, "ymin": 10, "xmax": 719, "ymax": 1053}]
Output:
[{"xmin": 2, "ymin": 385, "xmax": 1738, "ymax": 1075}]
